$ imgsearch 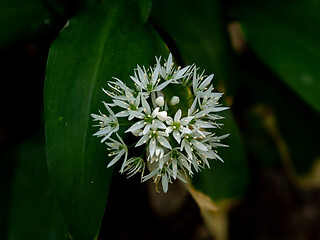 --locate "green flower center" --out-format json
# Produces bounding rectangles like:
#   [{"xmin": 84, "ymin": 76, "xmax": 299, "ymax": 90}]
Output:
[
  {"xmin": 144, "ymin": 115, "xmax": 153, "ymax": 124},
  {"xmin": 172, "ymin": 122, "xmax": 181, "ymax": 130}
]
